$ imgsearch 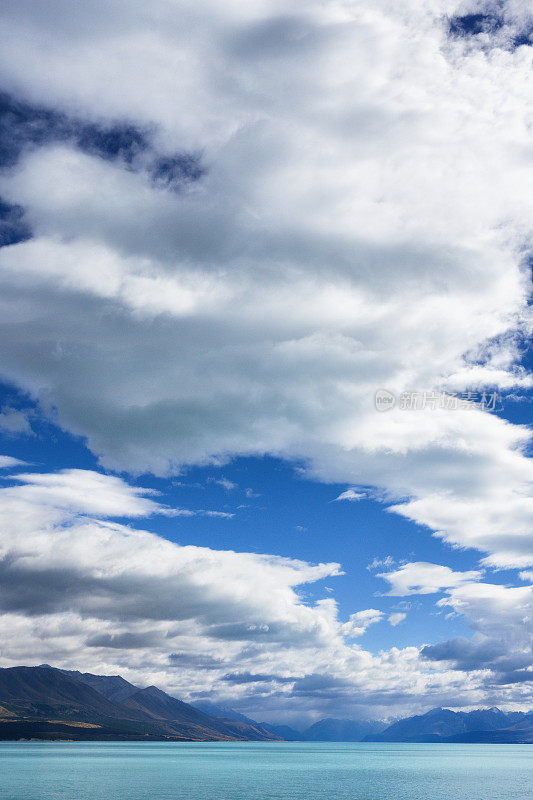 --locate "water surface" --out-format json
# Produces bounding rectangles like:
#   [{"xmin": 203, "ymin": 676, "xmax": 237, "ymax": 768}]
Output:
[{"xmin": 1, "ymin": 741, "xmax": 532, "ymax": 800}]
